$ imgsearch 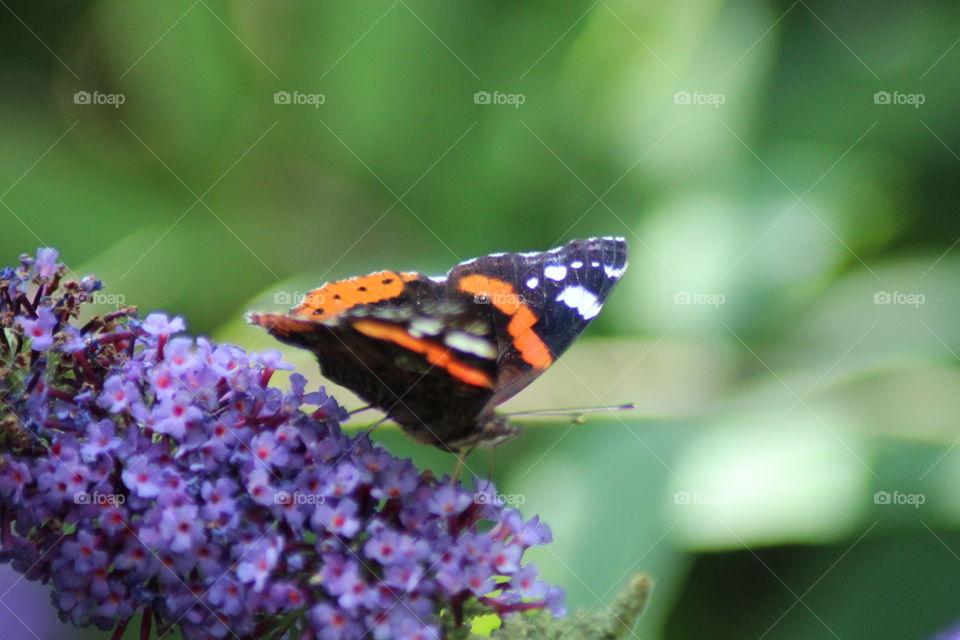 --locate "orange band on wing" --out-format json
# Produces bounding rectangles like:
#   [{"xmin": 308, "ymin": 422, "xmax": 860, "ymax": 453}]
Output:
[
  {"xmin": 456, "ymin": 275, "xmax": 554, "ymax": 369},
  {"xmin": 290, "ymin": 271, "xmax": 408, "ymax": 321},
  {"xmin": 351, "ymin": 319, "xmax": 495, "ymax": 389}
]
